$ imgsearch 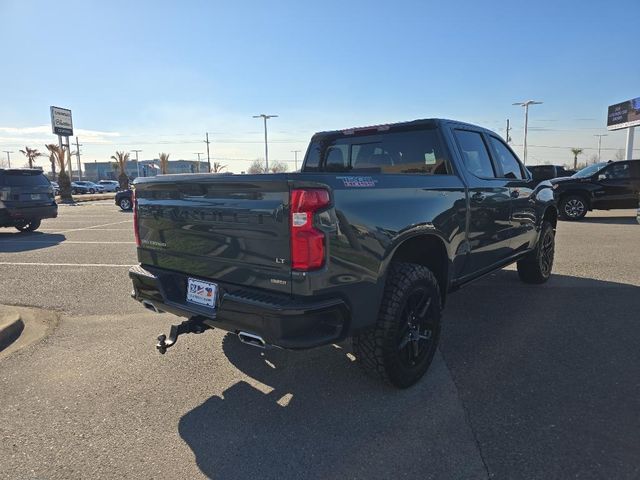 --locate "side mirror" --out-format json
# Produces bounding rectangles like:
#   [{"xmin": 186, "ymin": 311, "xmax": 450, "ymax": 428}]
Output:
[{"xmin": 598, "ymin": 174, "xmax": 607, "ymax": 181}]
